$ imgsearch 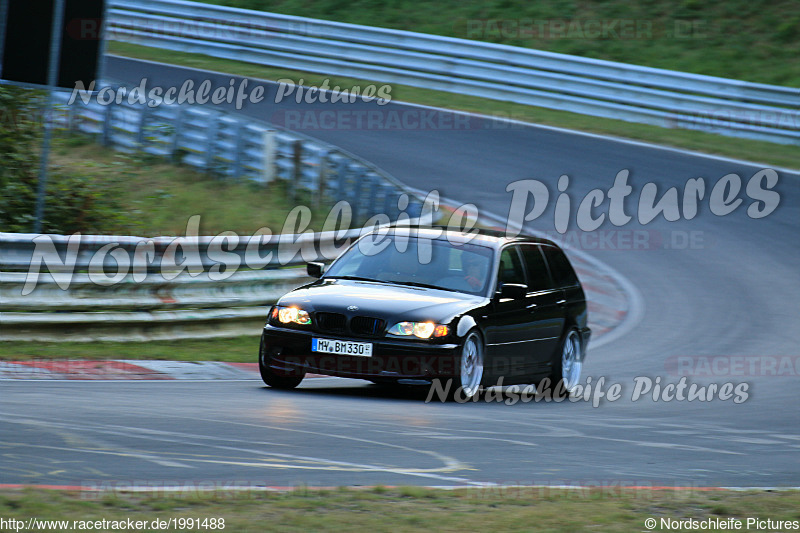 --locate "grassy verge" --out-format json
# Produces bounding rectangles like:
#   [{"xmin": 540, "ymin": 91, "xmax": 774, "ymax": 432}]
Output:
[
  {"xmin": 108, "ymin": 42, "xmax": 800, "ymax": 171},
  {"xmin": 0, "ymin": 336, "xmax": 259, "ymax": 362},
  {"xmin": 2, "ymin": 486, "xmax": 799, "ymax": 532},
  {"xmin": 50, "ymin": 133, "xmax": 333, "ymax": 236}
]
